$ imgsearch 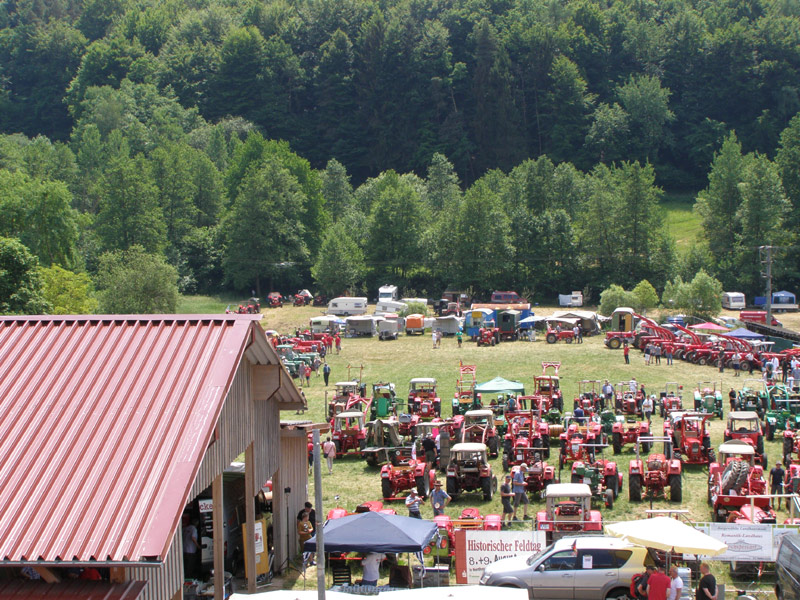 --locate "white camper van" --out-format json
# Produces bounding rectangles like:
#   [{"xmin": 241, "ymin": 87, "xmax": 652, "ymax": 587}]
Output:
[
  {"xmin": 375, "ymin": 300, "xmax": 407, "ymax": 315},
  {"xmin": 722, "ymin": 292, "xmax": 746, "ymax": 310},
  {"xmin": 327, "ymin": 297, "xmax": 368, "ymax": 316},
  {"xmin": 378, "ymin": 285, "xmax": 399, "ymax": 302}
]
